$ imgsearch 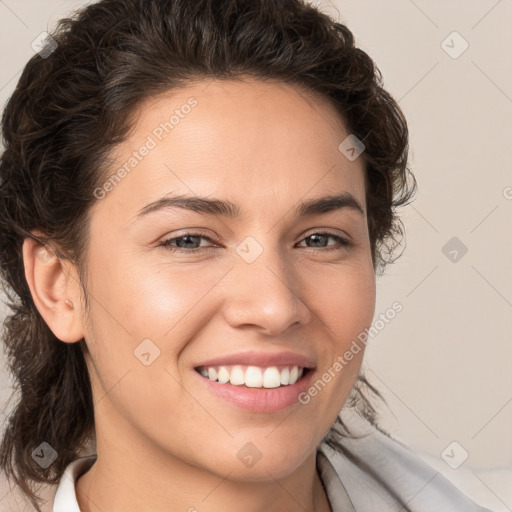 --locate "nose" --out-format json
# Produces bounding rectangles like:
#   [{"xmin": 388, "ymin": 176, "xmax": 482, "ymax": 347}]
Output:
[{"xmin": 221, "ymin": 240, "xmax": 312, "ymax": 336}]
